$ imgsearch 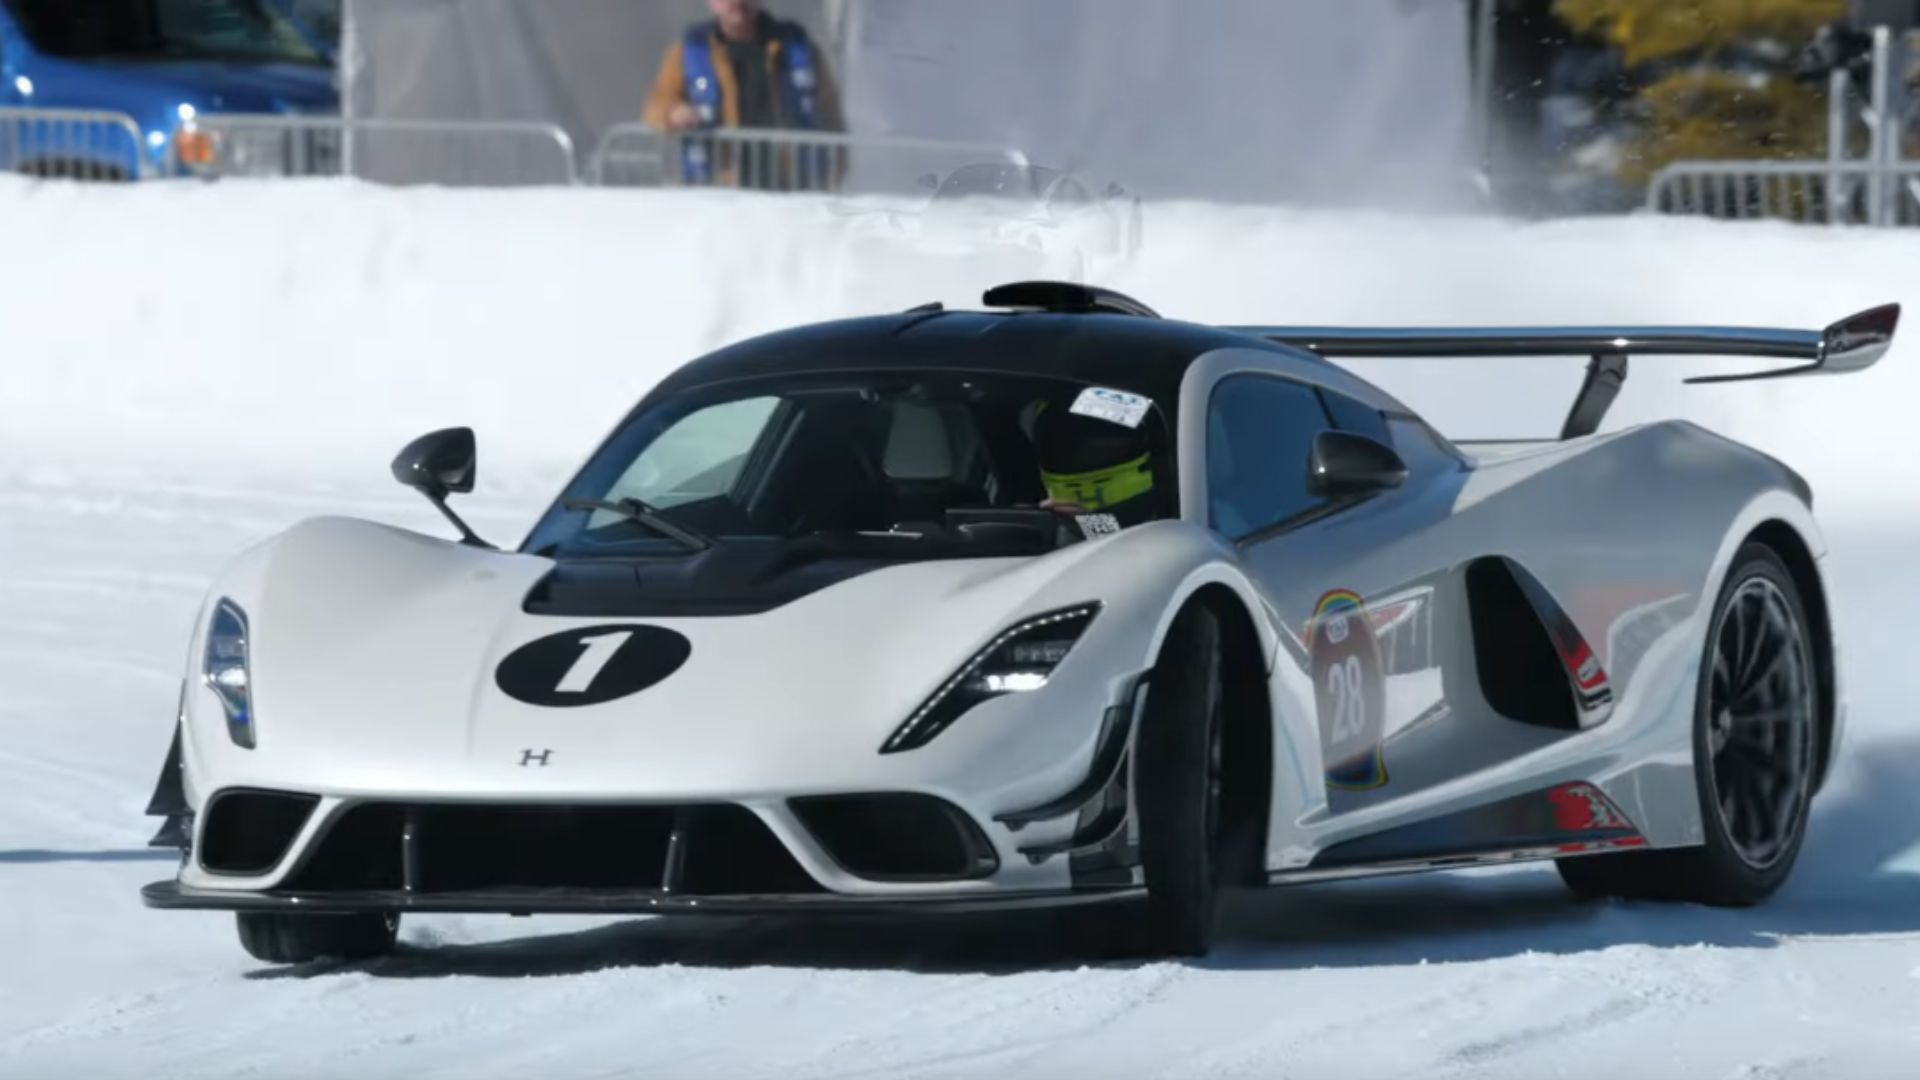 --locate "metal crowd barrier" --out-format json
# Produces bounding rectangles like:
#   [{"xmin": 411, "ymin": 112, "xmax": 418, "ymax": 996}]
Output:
[
  {"xmin": 1647, "ymin": 160, "xmax": 1920, "ymax": 226},
  {"xmin": 177, "ymin": 116, "xmax": 579, "ymax": 187},
  {"xmin": 0, "ymin": 107, "xmax": 150, "ymax": 181},
  {"xmin": 589, "ymin": 125, "xmax": 1028, "ymax": 194},
  {"xmin": 0, "ymin": 110, "xmax": 1030, "ymax": 197}
]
